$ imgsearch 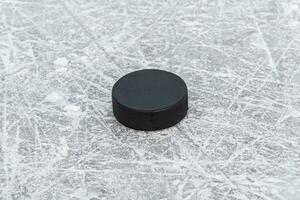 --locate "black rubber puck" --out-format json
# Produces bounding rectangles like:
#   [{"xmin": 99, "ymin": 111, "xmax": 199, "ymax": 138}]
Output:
[{"xmin": 112, "ymin": 69, "xmax": 188, "ymax": 131}]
